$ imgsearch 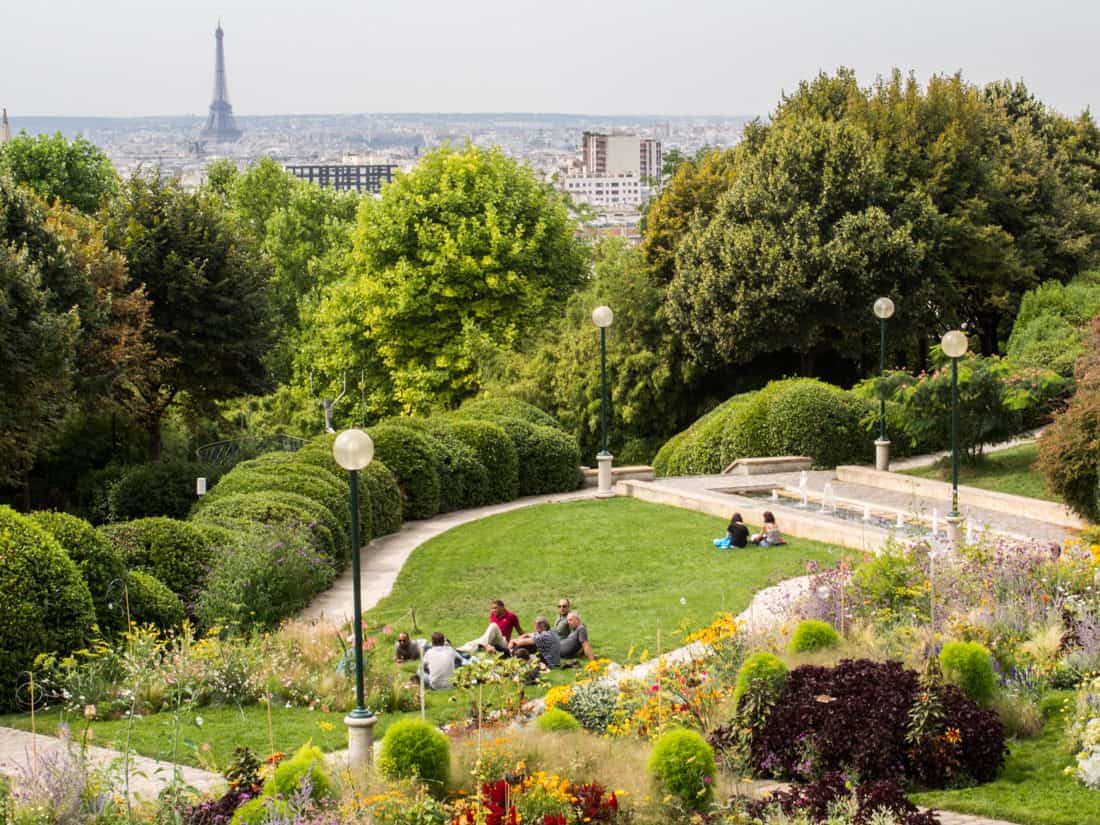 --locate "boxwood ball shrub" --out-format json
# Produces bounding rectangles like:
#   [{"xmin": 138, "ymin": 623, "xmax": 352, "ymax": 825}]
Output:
[
  {"xmin": 447, "ymin": 419, "xmax": 519, "ymax": 503},
  {"xmin": 125, "ymin": 570, "xmax": 185, "ymax": 630},
  {"xmin": 536, "ymin": 708, "xmax": 581, "ymax": 732},
  {"xmin": 99, "ymin": 517, "xmax": 212, "ymax": 597},
  {"xmin": 384, "ymin": 419, "xmax": 489, "ymax": 512},
  {"xmin": 109, "ymin": 460, "xmax": 225, "ymax": 521},
  {"xmin": 733, "ymin": 651, "xmax": 788, "ymax": 707},
  {"xmin": 190, "ymin": 491, "xmax": 343, "ymax": 565},
  {"xmin": 378, "ymin": 718, "xmax": 451, "ymax": 792},
  {"xmin": 195, "ymin": 465, "xmax": 349, "ymax": 534},
  {"xmin": 0, "ymin": 506, "xmax": 97, "ymax": 712},
  {"xmin": 361, "ymin": 460, "xmax": 403, "ymax": 536},
  {"xmin": 195, "ymin": 524, "xmax": 336, "ymax": 631},
  {"xmin": 752, "ymin": 658, "xmax": 1005, "ymax": 787},
  {"xmin": 939, "ymin": 641, "xmax": 996, "ymax": 705},
  {"xmin": 30, "ymin": 511, "xmax": 128, "ymax": 637},
  {"xmin": 789, "ymin": 619, "xmax": 841, "ymax": 654},
  {"xmin": 368, "ymin": 424, "xmax": 442, "ymax": 520},
  {"xmin": 759, "ymin": 379, "xmax": 871, "ymax": 468},
  {"xmin": 266, "ymin": 742, "xmax": 337, "ymax": 800},
  {"xmin": 647, "ymin": 728, "xmax": 716, "ymax": 811},
  {"xmin": 455, "ymin": 397, "xmax": 564, "ymax": 431},
  {"xmin": 483, "ymin": 417, "xmax": 581, "ymax": 495}
]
